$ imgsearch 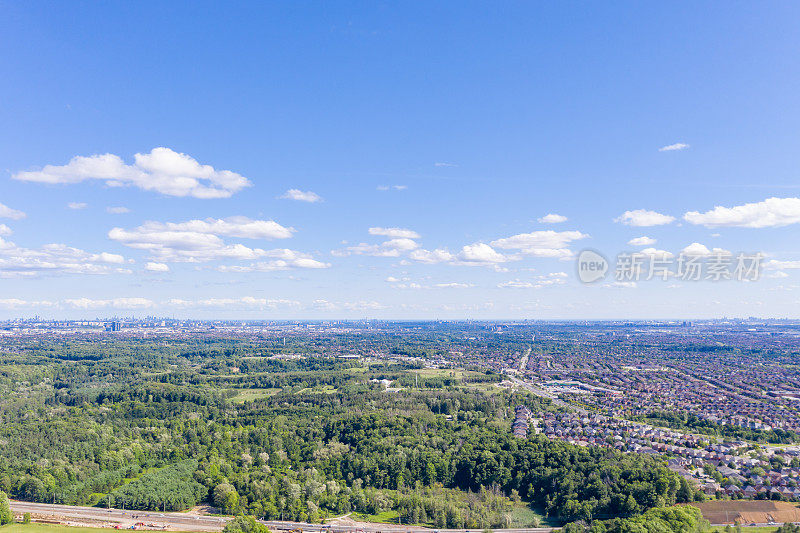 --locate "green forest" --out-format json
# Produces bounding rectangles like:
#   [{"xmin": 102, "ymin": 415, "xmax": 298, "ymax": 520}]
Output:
[{"xmin": 0, "ymin": 338, "xmax": 700, "ymax": 530}]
